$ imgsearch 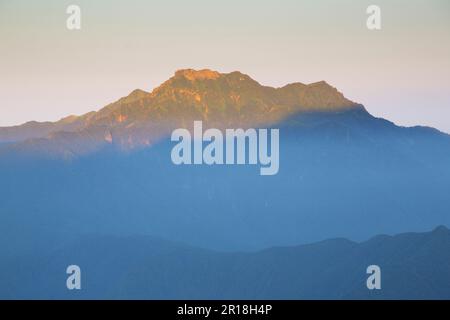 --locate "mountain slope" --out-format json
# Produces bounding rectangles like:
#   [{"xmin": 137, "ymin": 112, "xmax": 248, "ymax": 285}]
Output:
[{"xmin": 1, "ymin": 111, "xmax": 450, "ymax": 252}]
